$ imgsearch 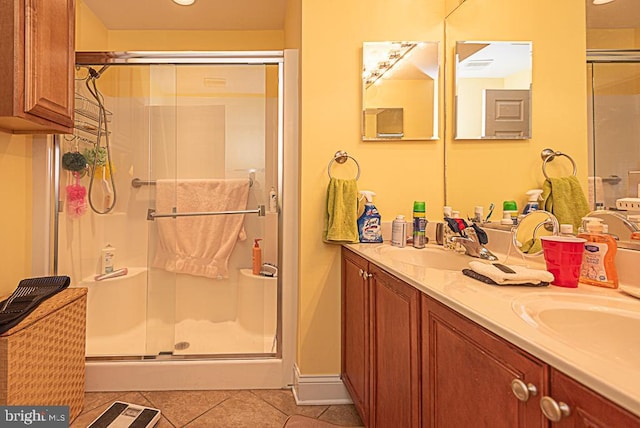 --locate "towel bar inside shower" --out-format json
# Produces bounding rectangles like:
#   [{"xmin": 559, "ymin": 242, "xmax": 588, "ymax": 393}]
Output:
[
  {"xmin": 147, "ymin": 205, "xmax": 266, "ymax": 221},
  {"xmin": 132, "ymin": 176, "xmax": 255, "ymax": 188}
]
